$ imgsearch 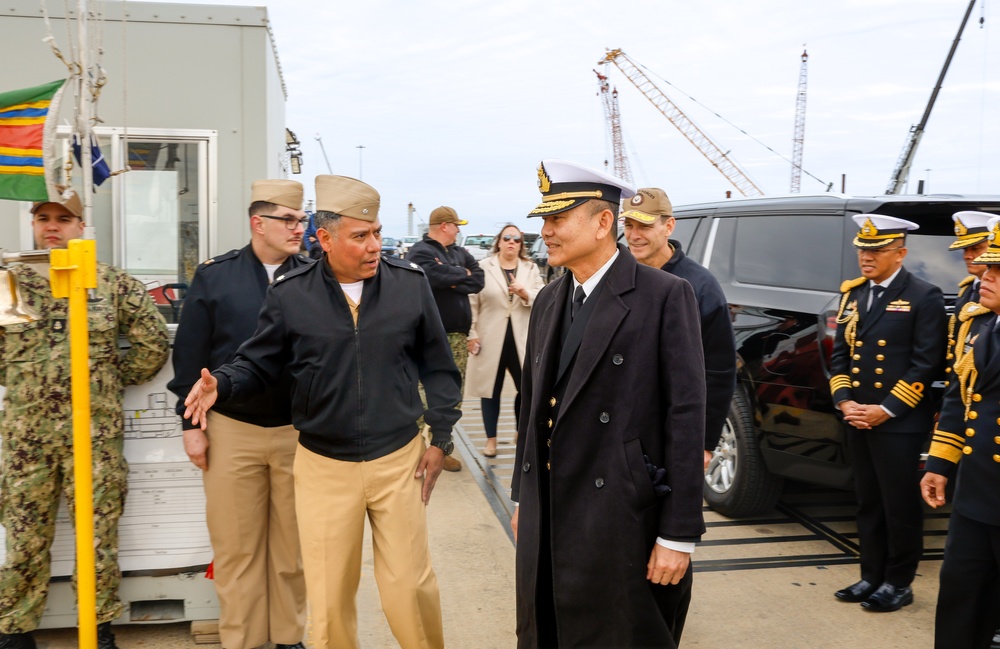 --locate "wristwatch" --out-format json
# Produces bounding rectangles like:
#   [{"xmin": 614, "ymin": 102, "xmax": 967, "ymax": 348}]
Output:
[{"xmin": 432, "ymin": 439, "xmax": 455, "ymax": 456}]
